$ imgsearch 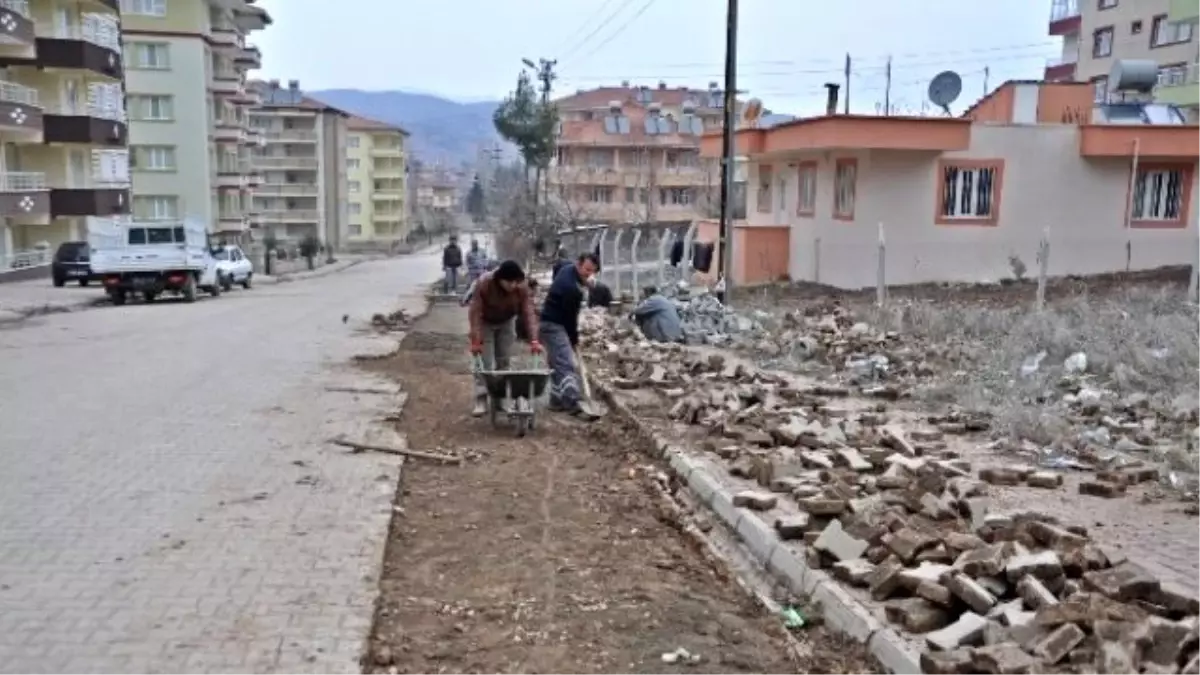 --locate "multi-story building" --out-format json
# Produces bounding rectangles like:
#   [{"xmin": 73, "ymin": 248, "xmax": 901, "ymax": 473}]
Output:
[
  {"xmin": 345, "ymin": 115, "xmax": 410, "ymax": 245},
  {"xmin": 412, "ymin": 167, "xmax": 458, "ymax": 233},
  {"xmin": 248, "ymin": 80, "xmax": 348, "ymax": 249},
  {"xmin": 548, "ymin": 82, "xmax": 735, "ymax": 226},
  {"xmin": 121, "ymin": 0, "xmax": 270, "ymax": 244},
  {"xmin": 0, "ymin": 0, "xmax": 128, "ymax": 271}
]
